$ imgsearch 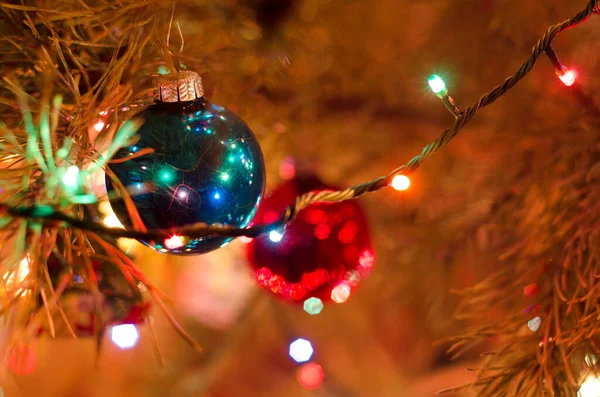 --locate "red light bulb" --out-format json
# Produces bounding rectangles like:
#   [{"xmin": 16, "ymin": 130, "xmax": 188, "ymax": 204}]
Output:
[{"xmin": 558, "ymin": 69, "xmax": 576, "ymax": 86}]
